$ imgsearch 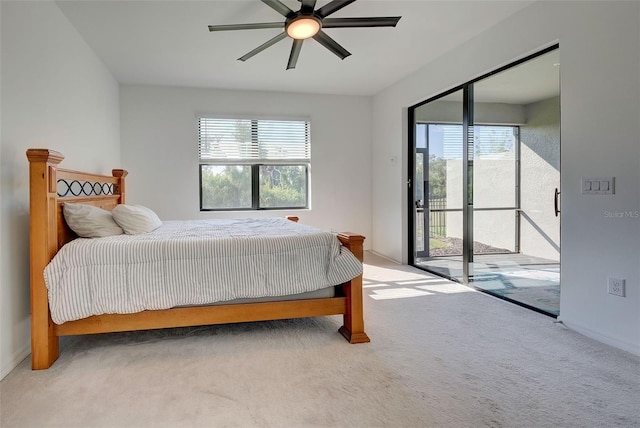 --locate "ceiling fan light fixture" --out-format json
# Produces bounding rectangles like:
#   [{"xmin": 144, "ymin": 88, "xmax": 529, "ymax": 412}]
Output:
[
  {"xmin": 208, "ymin": 0, "xmax": 402, "ymax": 69},
  {"xmin": 286, "ymin": 15, "xmax": 321, "ymax": 40}
]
